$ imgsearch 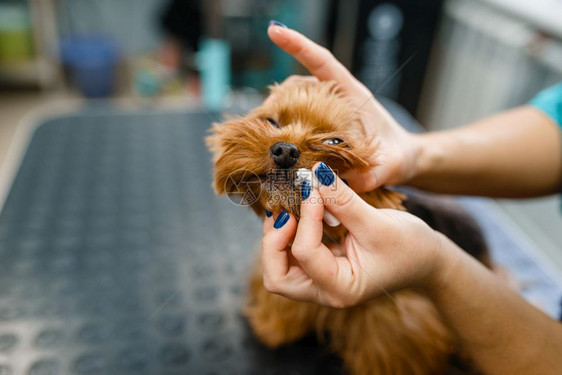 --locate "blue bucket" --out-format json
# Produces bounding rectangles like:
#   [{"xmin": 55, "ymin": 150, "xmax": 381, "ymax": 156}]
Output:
[{"xmin": 60, "ymin": 35, "xmax": 118, "ymax": 98}]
